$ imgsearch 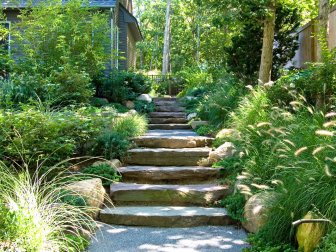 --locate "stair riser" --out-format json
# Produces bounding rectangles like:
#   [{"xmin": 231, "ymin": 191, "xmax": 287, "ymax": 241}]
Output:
[
  {"xmin": 149, "ymin": 118, "xmax": 188, "ymax": 124},
  {"xmin": 155, "ymin": 106, "xmax": 186, "ymax": 112},
  {"xmin": 153, "ymin": 98, "xmax": 178, "ymax": 102},
  {"xmin": 100, "ymin": 214, "xmax": 234, "ymax": 227},
  {"xmin": 154, "ymin": 101, "xmax": 182, "ymax": 107},
  {"xmin": 110, "ymin": 189, "xmax": 230, "ymax": 206},
  {"xmin": 148, "ymin": 124, "xmax": 191, "ymax": 130},
  {"xmin": 133, "ymin": 138, "xmax": 212, "ymax": 148},
  {"xmin": 120, "ymin": 171, "xmax": 220, "ymax": 185},
  {"xmin": 149, "ymin": 112, "xmax": 186, "ymax": 118}
]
